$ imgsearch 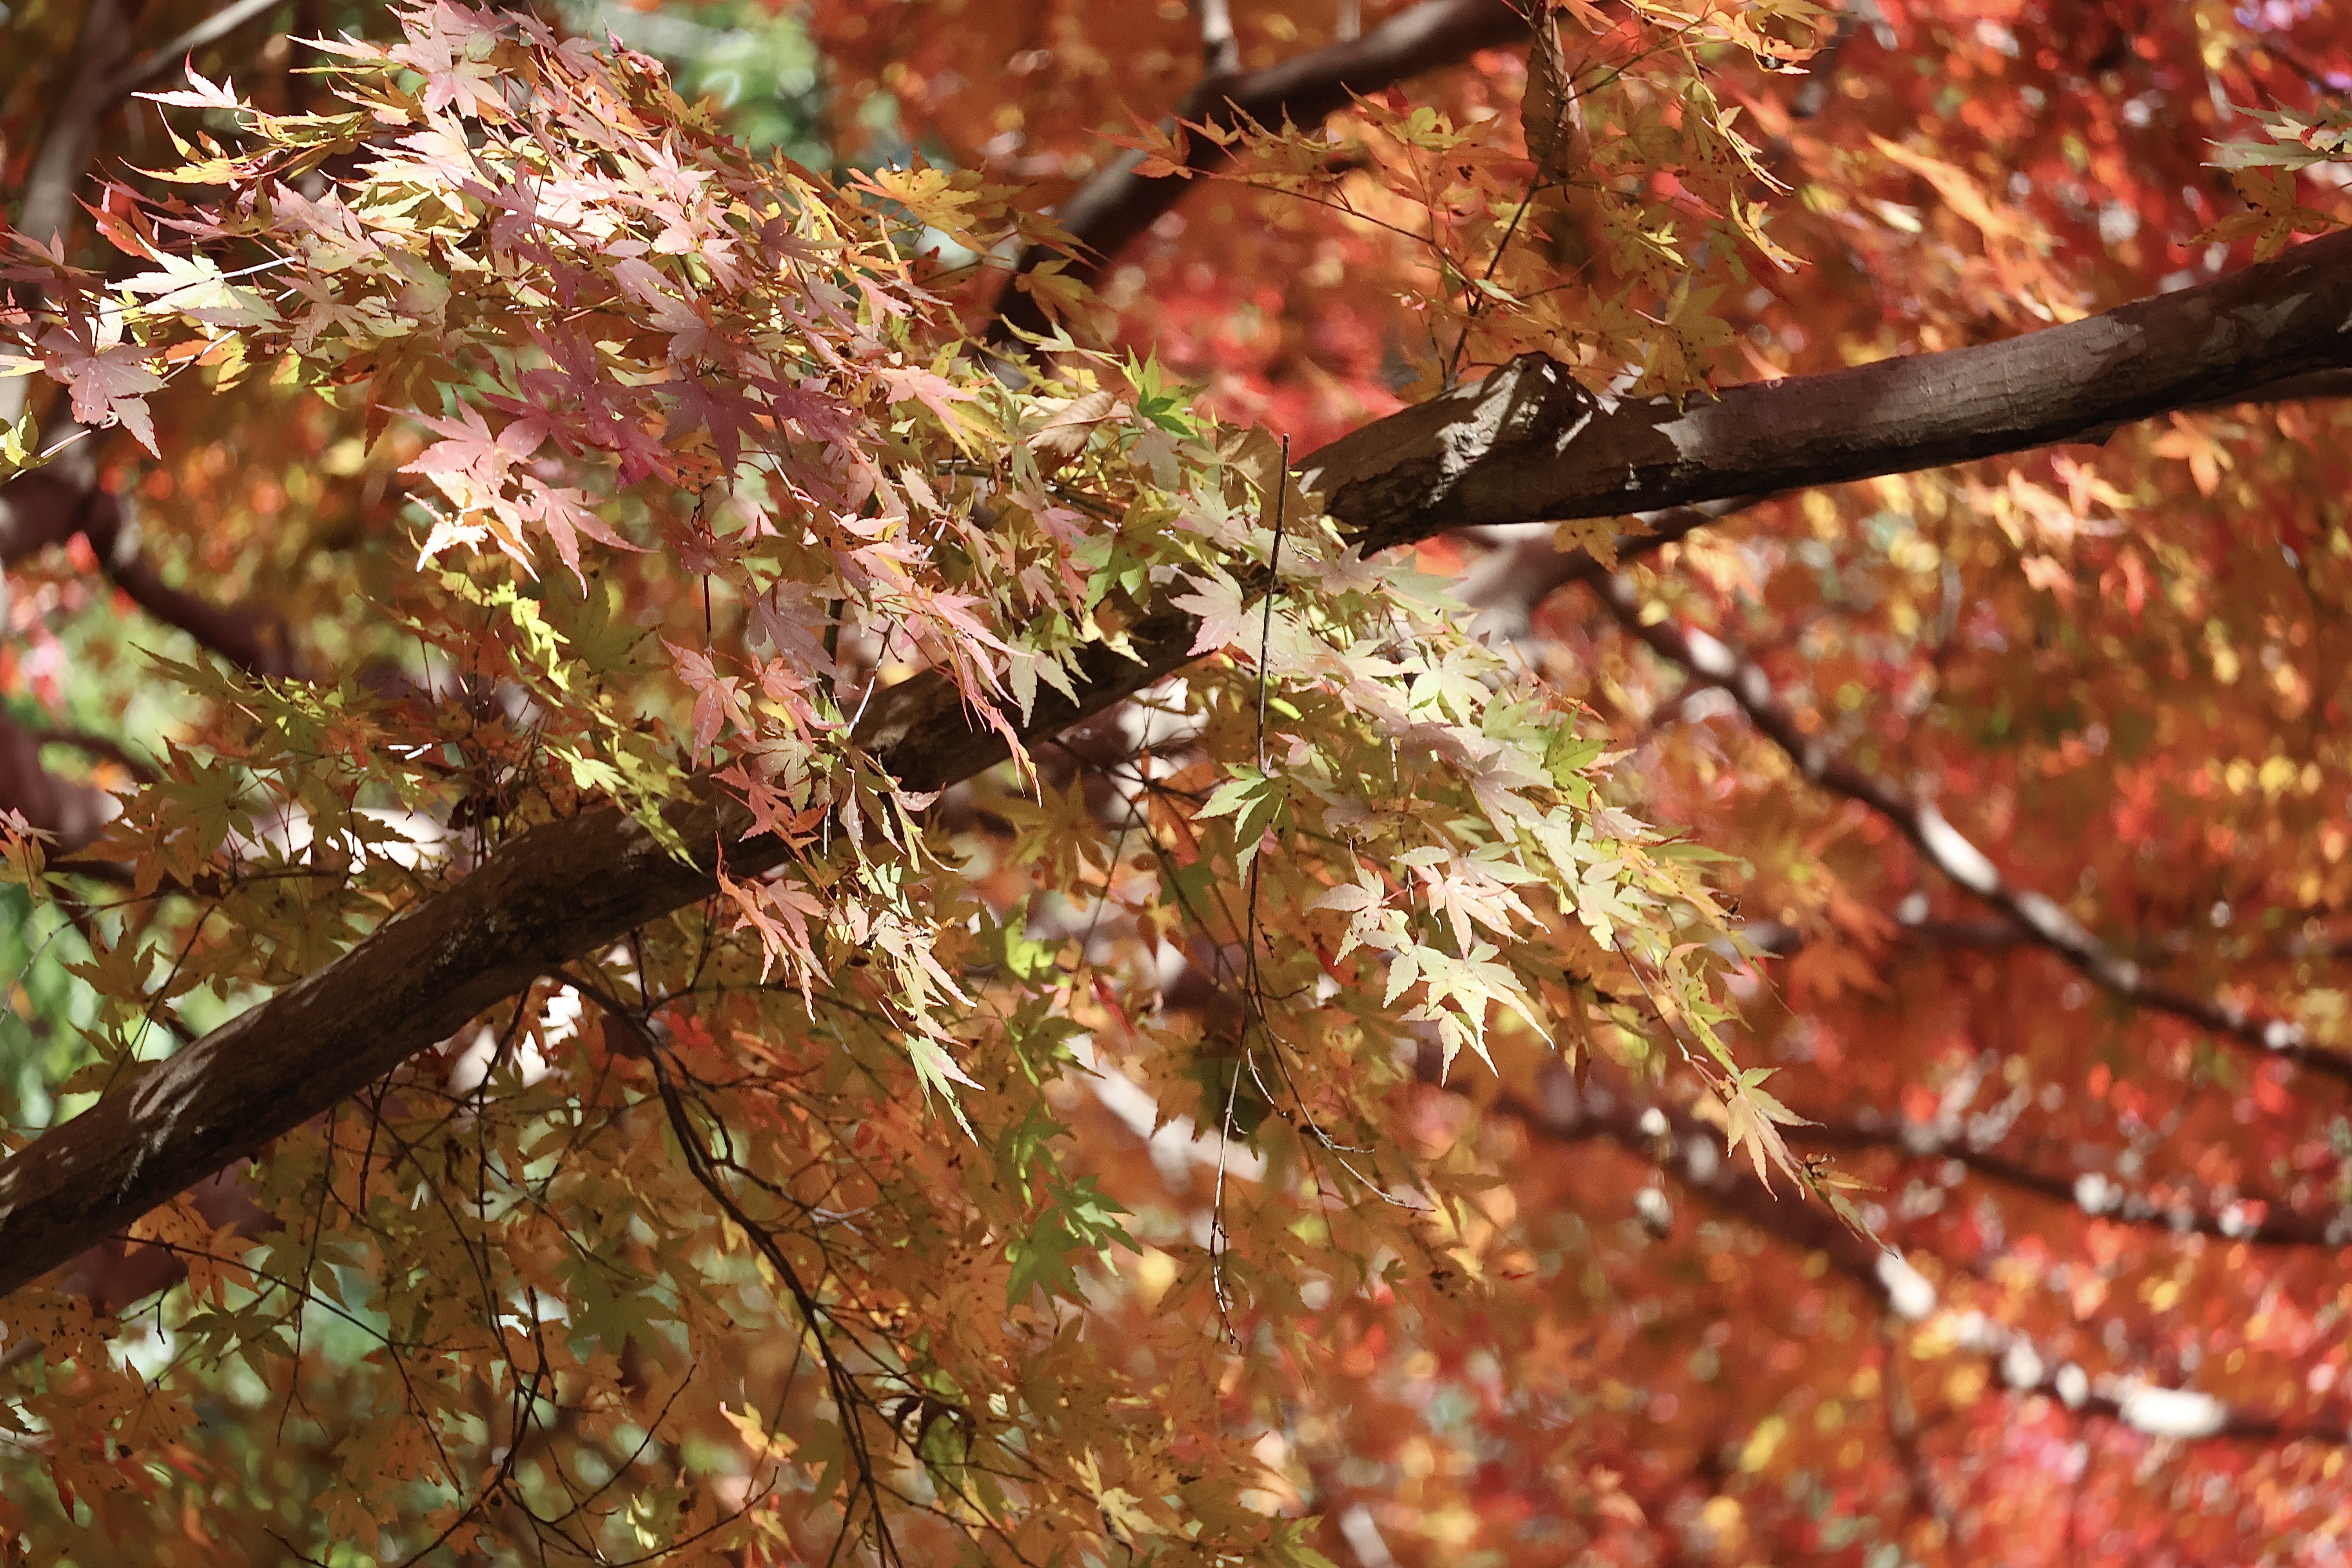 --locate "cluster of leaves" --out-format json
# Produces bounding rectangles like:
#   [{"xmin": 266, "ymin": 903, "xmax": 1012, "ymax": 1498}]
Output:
[
  {"xmin": 0, "ymin": 3, "xmax": 1818, "ymax": 1562},
  {"xmin": 7, "ymin": 0, "xmax": 2352, "ymax": 1562},
  {"xmin": 806, "ymin": 0, "xmax": 2352, "ymax": 1561},
  {"xmin": 1115, "ymin": 0, "xmax": 1807, "ymax": 400}
]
